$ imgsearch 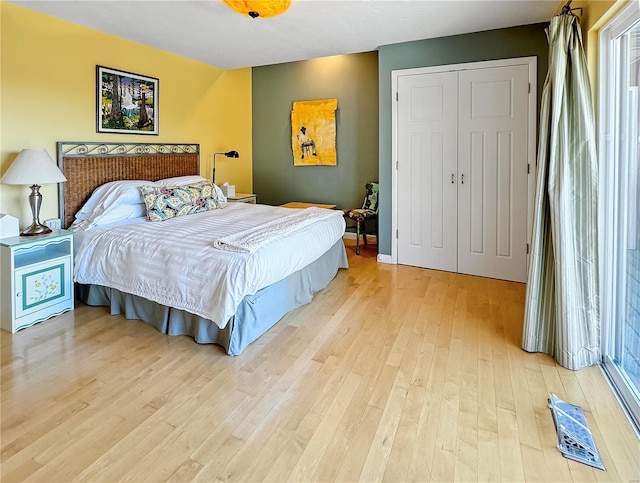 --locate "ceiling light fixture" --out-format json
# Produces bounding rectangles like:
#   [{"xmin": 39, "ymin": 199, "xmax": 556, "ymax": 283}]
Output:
[{"xmin": 223, "ymin": 0, "xmax": 291, "ymax": 19}]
